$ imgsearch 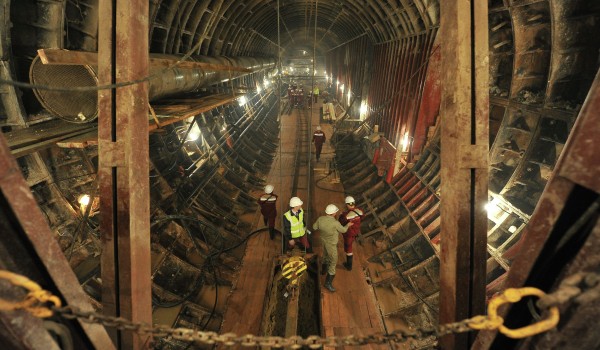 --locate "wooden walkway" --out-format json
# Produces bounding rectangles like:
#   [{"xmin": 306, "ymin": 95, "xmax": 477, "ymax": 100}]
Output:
[{"xmin": 221, "ymin": 96, "xmax": 395, "ymax": 350}]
